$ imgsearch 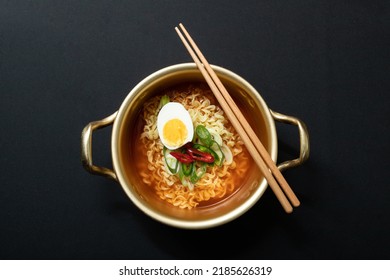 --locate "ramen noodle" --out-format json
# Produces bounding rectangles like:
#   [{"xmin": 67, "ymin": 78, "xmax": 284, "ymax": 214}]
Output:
[{"xmin": 138, "ymin": 83, "xmax": 251, "ymax": 209}]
